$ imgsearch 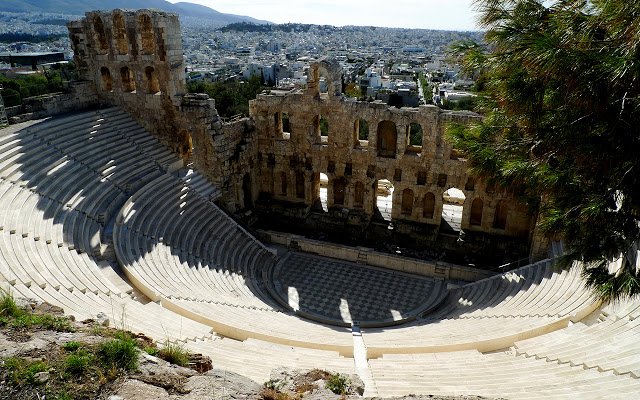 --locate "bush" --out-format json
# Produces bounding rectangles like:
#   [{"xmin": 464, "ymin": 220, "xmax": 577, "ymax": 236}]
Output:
[
  {"xmin": 0, "ymin": 289, "xmax": 21, "ymax": 318},
  {"xmin": 1, "ymin": 356, "xmax": 48, "ymax": 385},
  {"xmin": 158, "ymin": 341, "xmax": 190, "ymax": 367},
  {"xmin": 326, "ymin": 373, "xmax": 350, "ymax": 395},
  {"xmin": 63, "ymin": 341, "xmax": 80, "ymax": 351},
  {"xmin": 65, "ymin": 349, "xmax": 92, "ymax": 375},
  {"xmin": 98, "ymin": 334, "xmax": 139, "ymax": 372}
]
